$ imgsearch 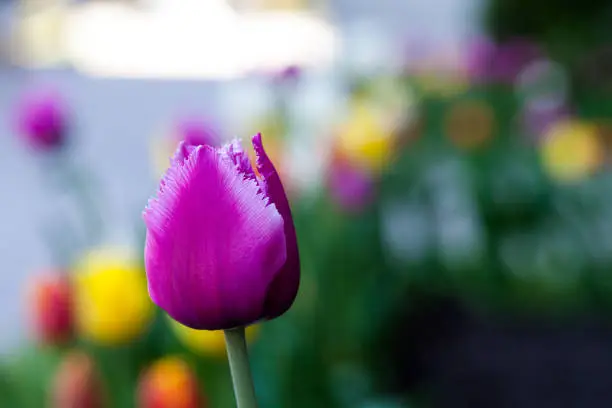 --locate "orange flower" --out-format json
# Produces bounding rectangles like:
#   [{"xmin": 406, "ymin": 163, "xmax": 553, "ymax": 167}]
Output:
[{"xmin": 137, "ymin": 356, "xmax": 204, "ymax": 408}]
